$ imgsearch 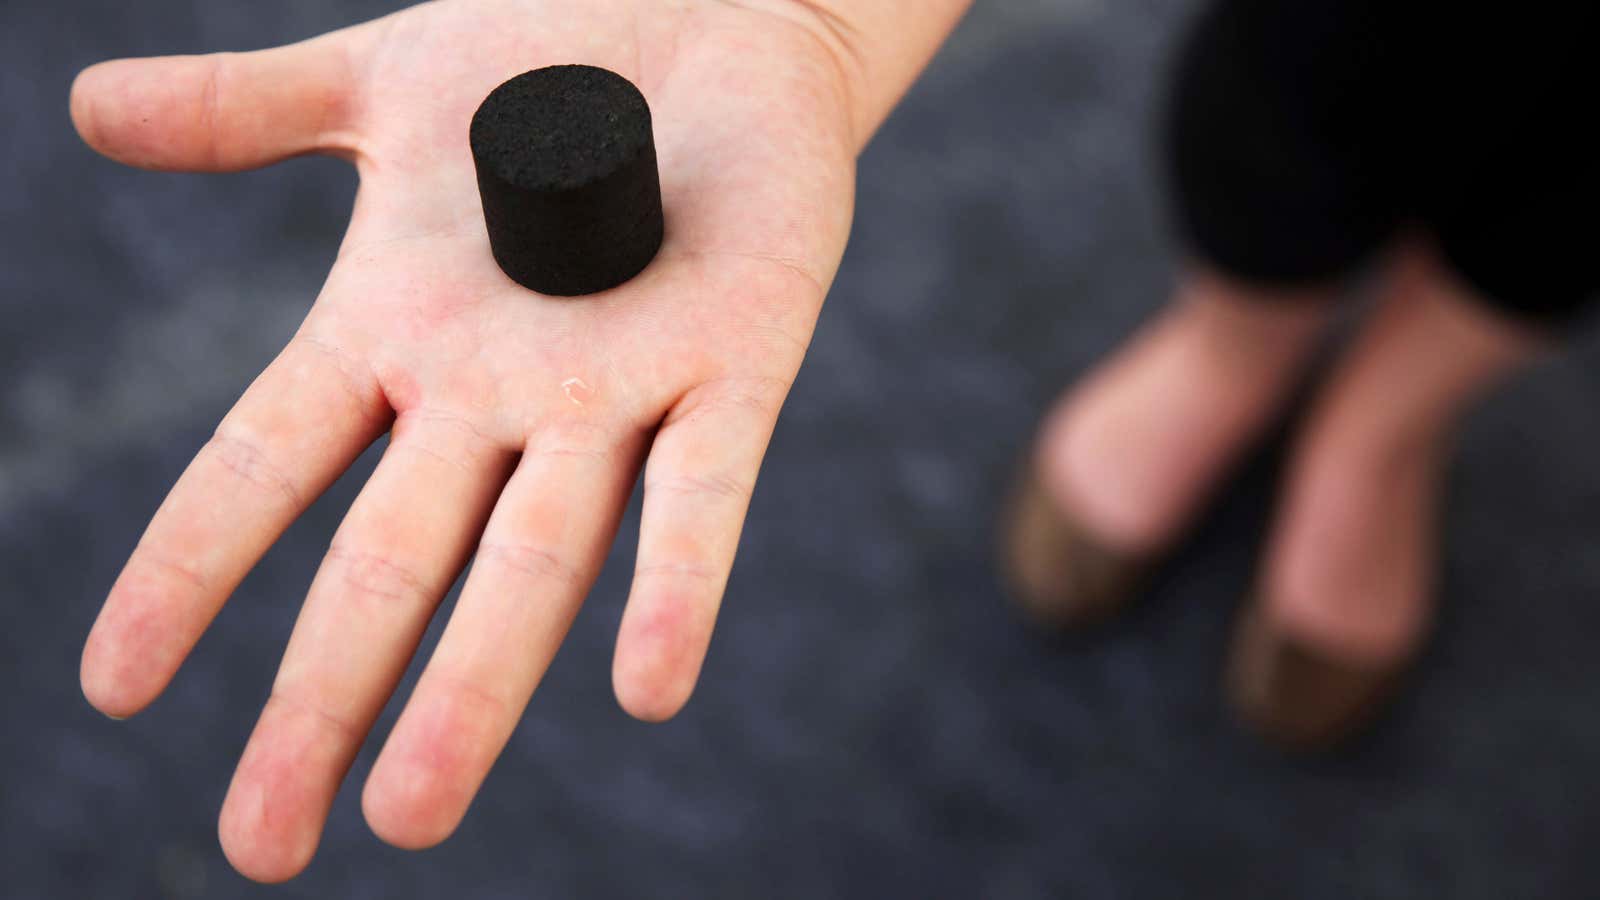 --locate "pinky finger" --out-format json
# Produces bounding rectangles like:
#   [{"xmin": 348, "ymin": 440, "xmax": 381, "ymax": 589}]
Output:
[{"xmin": 613, "ymin": 376, "xmax": 789, "ymax": 722}]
